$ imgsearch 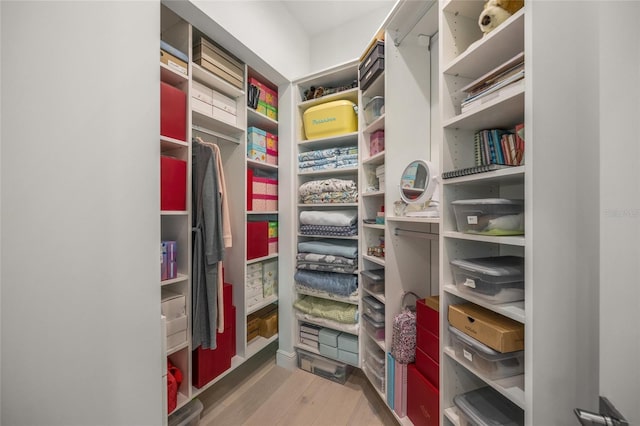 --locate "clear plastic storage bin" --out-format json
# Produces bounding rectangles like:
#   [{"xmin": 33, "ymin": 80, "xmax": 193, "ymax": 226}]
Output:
[
  {"xmin": 450, "ymin": 256, "xmax": 525, "ymax": 303},
  {"xmin": 168, "ymin": 399, "xmax": 203, "ymax": 426},
  {"xmin": 449, "ymin": 326, "xmax": 524, "ymax": 380},
  {"xmin": 363, "ymin": 360, "xmax": 385, "ymax": 393},
  {"xmin": 365, "ymin": 340, "xmax": 386, "ymax": 377},
  {"xmin": 451, "ymin": 198, "xmax": 524, "ymax": 235},
  {"xmin": 363, "ymin": 313, "xmax": 385, "ymax": 340},
  {"xmin": 297, "ymin": 348, "xmax": 350, "ymax": 384},
  {"xmin": 362, "ymin": 296, "xmax": 385, "ymax": 322},
  {"xmin": 454, "ymin": 386, "xmax": 524, "ymax": 426},
  {"xmin": 363, "ymin": 96, "xmax": 385, "ymax": 125},
  {"xmin": 361, "ymin": 269, "xmax": 385, "ymax": 294}
]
